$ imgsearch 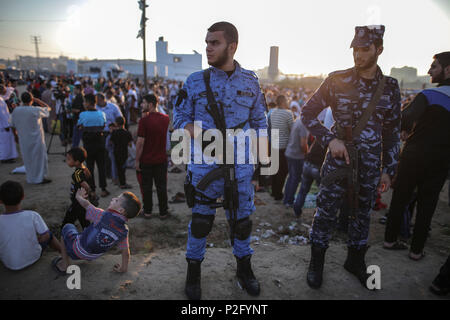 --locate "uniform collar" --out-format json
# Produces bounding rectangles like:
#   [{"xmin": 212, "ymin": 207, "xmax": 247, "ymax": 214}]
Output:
[
  {"xmin": 352, "ymin": 65, "xmax": 384, "ymax": 82},
  {"xmin": 209, "ymin": 60, "xmax": 242, "ymax": 78}
]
